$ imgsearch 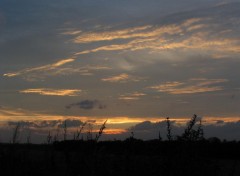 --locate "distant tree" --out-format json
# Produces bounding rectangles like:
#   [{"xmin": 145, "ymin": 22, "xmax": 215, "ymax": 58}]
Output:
[
  {"xmin": 47, "ymin": 131, "xmax": 52, "ymax": 144},
  {"xmin": 131, "ymin": 131, "xmax": 134, "ymax": 139},
  {"xmin": 53, "ymin": 128, "xmax": 60, "ymax": 142},
  {"xmin": 26, "ymin": 130, "xmax": 31, "ymax": 144},
  {"xmin": 63, "ymin": 120, "xmax": 67, "ymax": 141},
  {"xmin": 180, "ymin": 114, "xmax": 204, "ymax": 141},
  {"xmin": 73, "ymin": 133, "xmax": 76, "ymax": 140},
  {"xmin": 196, "ymin": 119, "xmax": 204, "ymax": 140},
  {"xmin": 166, "ymin": 117, "xmax": 172, "ymax": 141},
  {"xmin": 181, "ymin": 114, "xmax": 197, "ymax": 141},
  {"xmin": 12, "ymin": 122, "xmax": 20, "ymax": 144},
  {"xmin": 158, "ymin": 131, "xmax": 162, "ymax": 141},
  {"xmin": 208, "ymin": 137, "xmax": 221, "ymax": 143}
]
